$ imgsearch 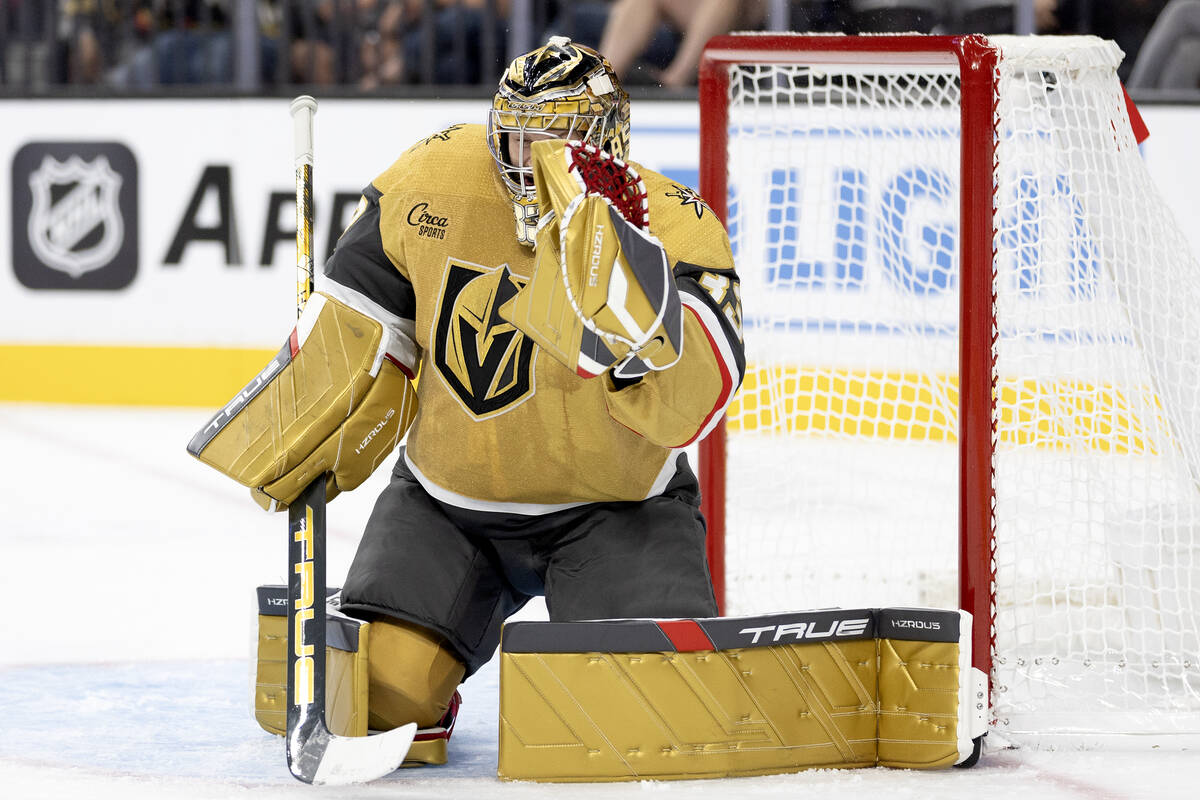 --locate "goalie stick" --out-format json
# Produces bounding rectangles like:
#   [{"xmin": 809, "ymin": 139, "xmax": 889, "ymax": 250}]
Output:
[{"xmin": 284, "ymin": 94, "xmax": 416, "ymax": 785}]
